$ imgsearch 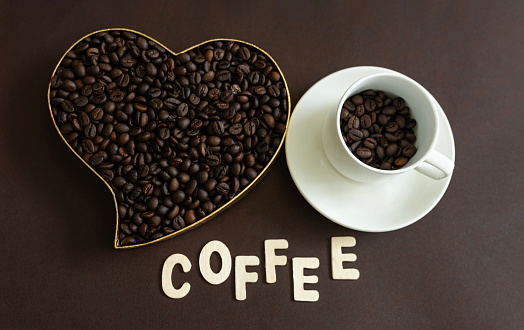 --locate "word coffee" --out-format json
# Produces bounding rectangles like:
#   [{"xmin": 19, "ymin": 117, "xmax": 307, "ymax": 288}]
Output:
[{"xmin": 161, "ymin": 236, "xmax": 359, "ymax": 302}]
